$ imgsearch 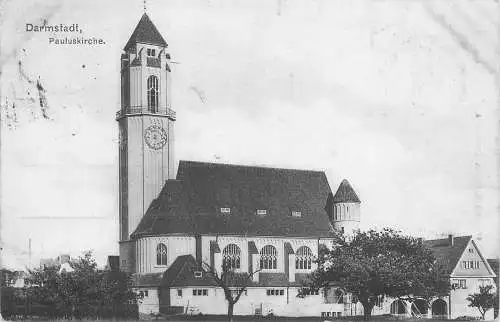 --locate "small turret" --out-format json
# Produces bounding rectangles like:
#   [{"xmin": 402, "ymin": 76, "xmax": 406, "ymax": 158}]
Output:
[{"xmin": 330, "ymin": 179, "xmax": 361, "ymax": 236}]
